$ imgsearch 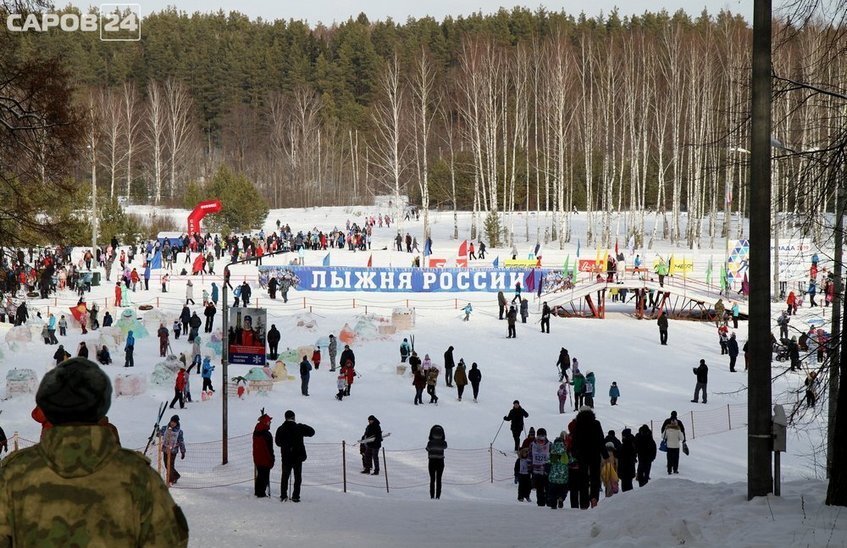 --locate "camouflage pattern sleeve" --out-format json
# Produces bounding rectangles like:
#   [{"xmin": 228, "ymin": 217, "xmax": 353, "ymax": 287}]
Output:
[{"xmin": 136, "ymin": 458, "xmax": 189, "ymax": 547}]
